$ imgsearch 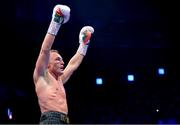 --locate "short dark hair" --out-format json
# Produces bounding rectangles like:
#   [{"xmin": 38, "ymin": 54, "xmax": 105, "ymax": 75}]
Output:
[{"xmin": 50, "ymin": 49, "xmax": 59, "ymax": 54}]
